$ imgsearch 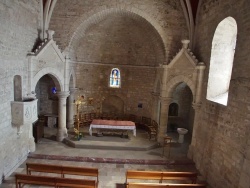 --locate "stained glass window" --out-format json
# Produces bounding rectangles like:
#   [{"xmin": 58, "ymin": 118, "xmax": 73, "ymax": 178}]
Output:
[{"xmin": 110, "ymin": 68, "xmax": 121, "ymax": 88}]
